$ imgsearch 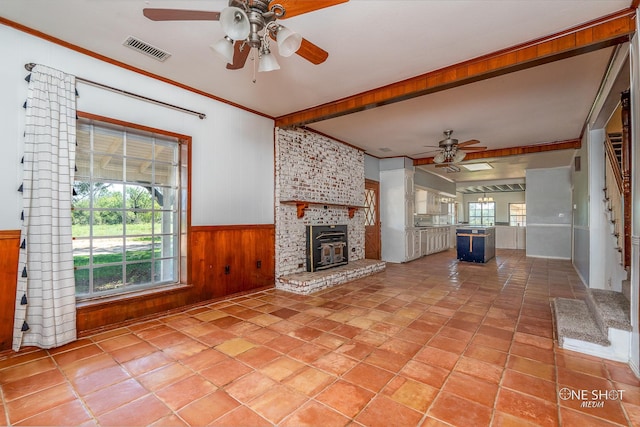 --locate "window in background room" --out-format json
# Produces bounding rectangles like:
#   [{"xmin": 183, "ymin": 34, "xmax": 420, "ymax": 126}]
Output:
[
  {"xmin": 73, "ymin": 117, "xmax": 189, "ymax": 299},
  {"xmin": 509, "ymin": 203, "xmax": 526, "ymax": 226},
  {"xmin": 448, "ymin": 201, "xmax": 457, "ymax": 225},
  {"xmin": 468, "ymin": 202, "xmax": 495, "ymax": 226}
]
